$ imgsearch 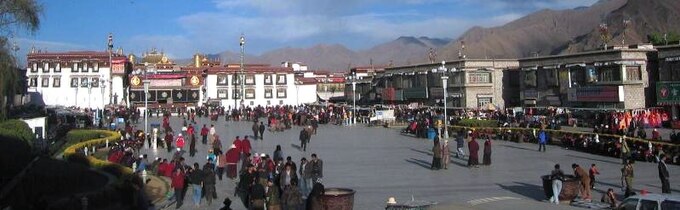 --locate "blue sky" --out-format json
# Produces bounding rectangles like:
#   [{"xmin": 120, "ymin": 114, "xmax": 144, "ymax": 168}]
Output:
[{"xmin": 14, "ymin": 0, "xmax": 599, "ymax": 61}]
